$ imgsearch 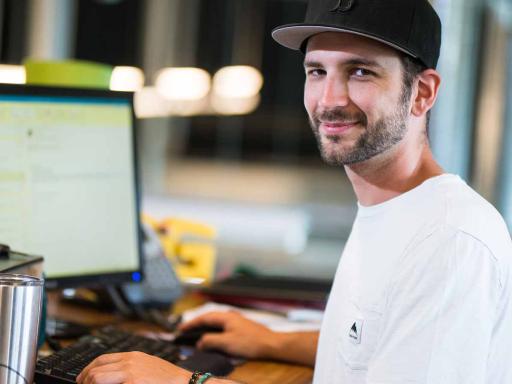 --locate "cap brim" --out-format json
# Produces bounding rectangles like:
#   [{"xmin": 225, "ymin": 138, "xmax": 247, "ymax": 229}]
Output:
[{"xmin": 271, "ymin": 24, "xmax": 417, "ymax": 59}]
